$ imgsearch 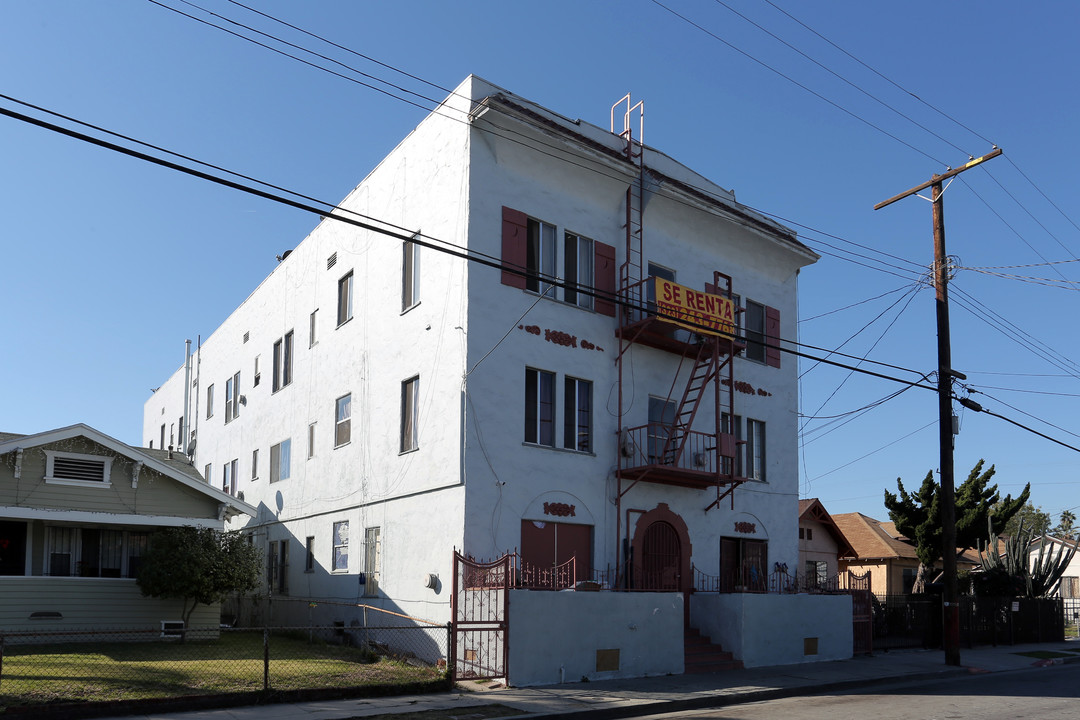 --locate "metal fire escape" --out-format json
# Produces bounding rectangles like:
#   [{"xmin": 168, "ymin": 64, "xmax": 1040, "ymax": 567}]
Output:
[{"xmin": 610, "ymin": 95, "xmax": 745, "ymax": 540}]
